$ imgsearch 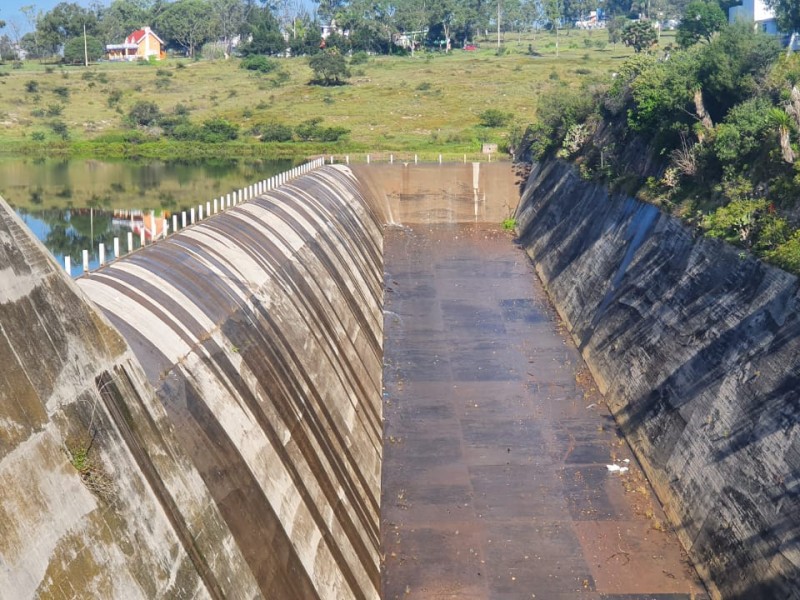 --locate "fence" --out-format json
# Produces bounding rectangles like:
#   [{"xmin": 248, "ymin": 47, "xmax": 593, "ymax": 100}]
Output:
[{"xmin": 68, "ymin": 157, "xmax": 325, "ymax": 276}]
